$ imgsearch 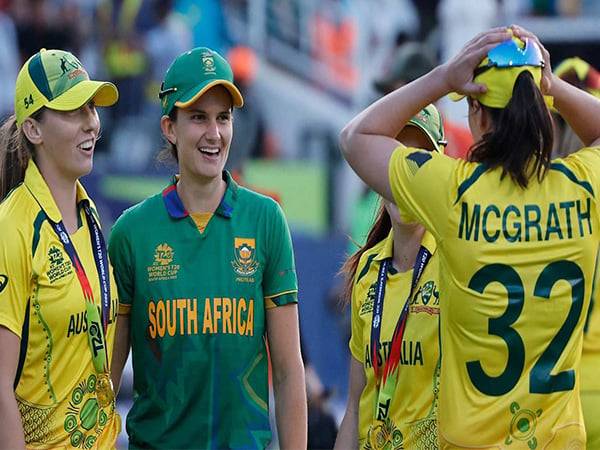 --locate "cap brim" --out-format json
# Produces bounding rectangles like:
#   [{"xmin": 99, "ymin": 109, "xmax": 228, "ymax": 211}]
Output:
[
  {"xmin": 46, "ymin": 80, "xmax": 119, "ymax": 111},
  {"xmin": 406, "ymin": 121, "xmax": 441, "ymax": 153},
  {"xmin": 175, "ymin": 80, "xmax": 244, "ymax": 110},
  {"xmin": 448, "ymin": 92, "xmax": 466, "ymax": 102}
]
